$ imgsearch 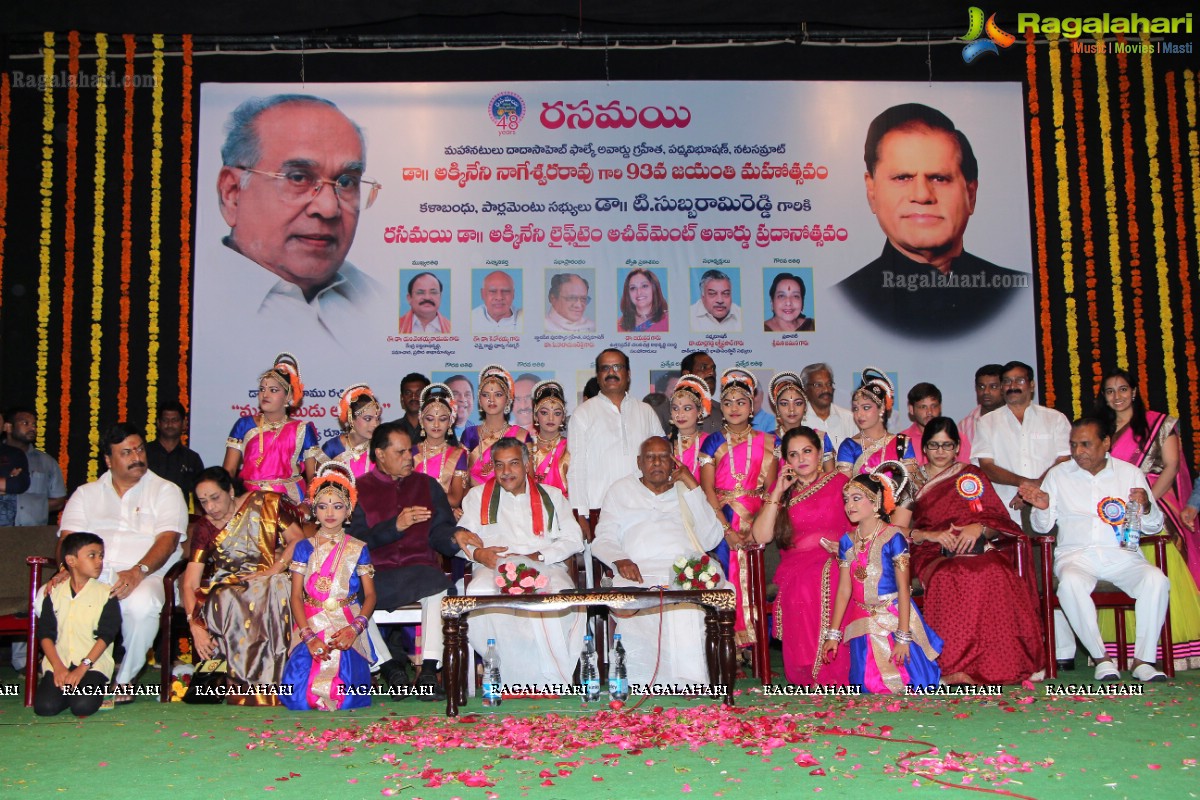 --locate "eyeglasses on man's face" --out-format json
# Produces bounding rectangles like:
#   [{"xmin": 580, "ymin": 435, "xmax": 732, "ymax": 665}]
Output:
[{"xmin": 237, "ymin": 166, "xmax": 382, "ymax": 211}]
